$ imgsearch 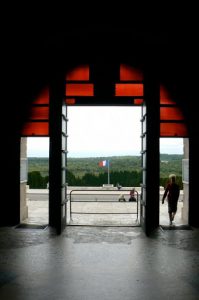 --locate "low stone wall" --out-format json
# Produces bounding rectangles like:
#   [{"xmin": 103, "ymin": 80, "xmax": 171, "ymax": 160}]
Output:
[{"xmin": 20, "ymin": 181, "xmax": 28, "ymax": 221}]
